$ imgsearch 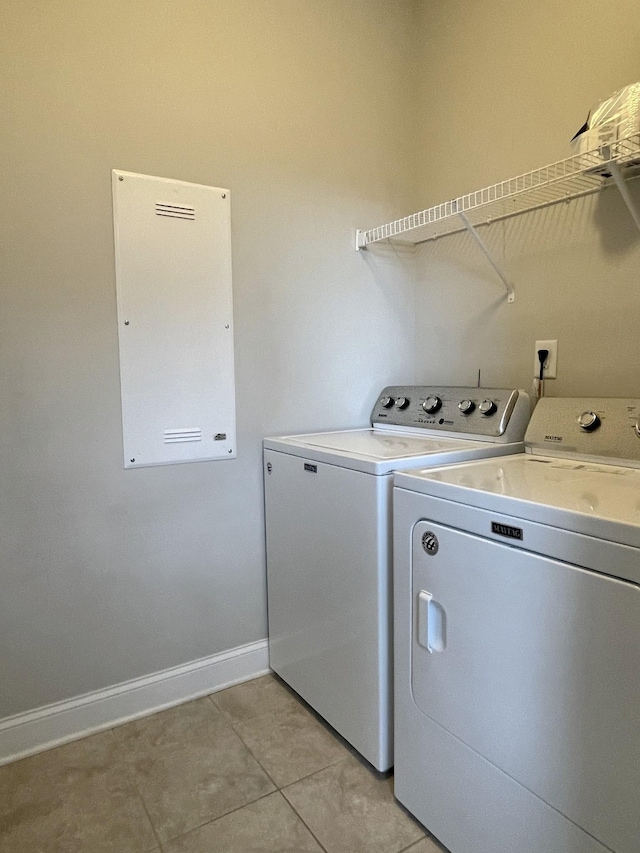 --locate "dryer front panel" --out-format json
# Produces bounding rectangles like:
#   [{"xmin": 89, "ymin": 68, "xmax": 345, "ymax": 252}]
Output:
[{"xmin": 410, "ymin": 519, "xmax": 640, "ymax": 853}]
